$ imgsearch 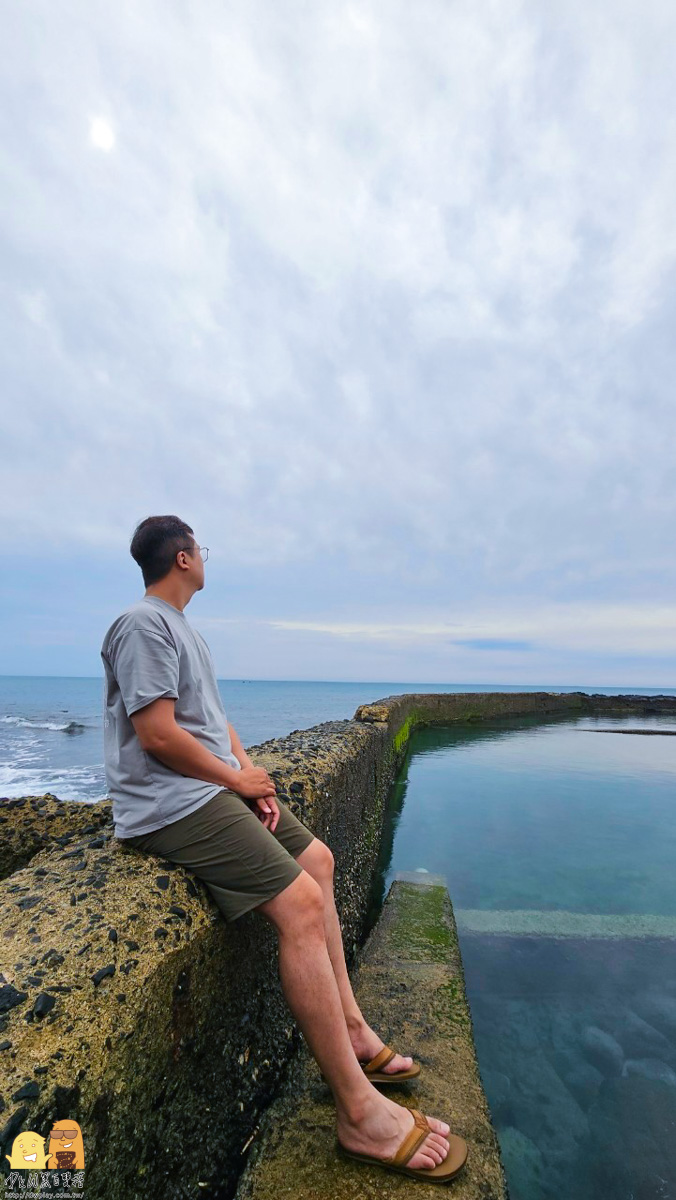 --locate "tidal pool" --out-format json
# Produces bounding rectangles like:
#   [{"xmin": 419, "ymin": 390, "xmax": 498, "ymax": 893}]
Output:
[{"xmin": 379, "ymin": 713, "xmax": 676, "ymax": 1200}]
